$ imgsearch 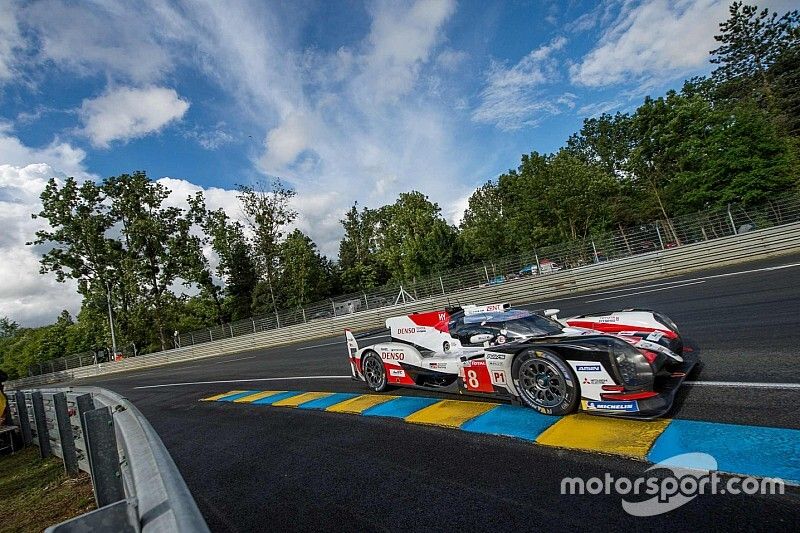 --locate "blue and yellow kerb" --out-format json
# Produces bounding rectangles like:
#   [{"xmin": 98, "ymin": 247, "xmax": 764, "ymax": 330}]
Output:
[{"xmin": 202, "ymin": 390, "xmax": 800, "ymax": 485}]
